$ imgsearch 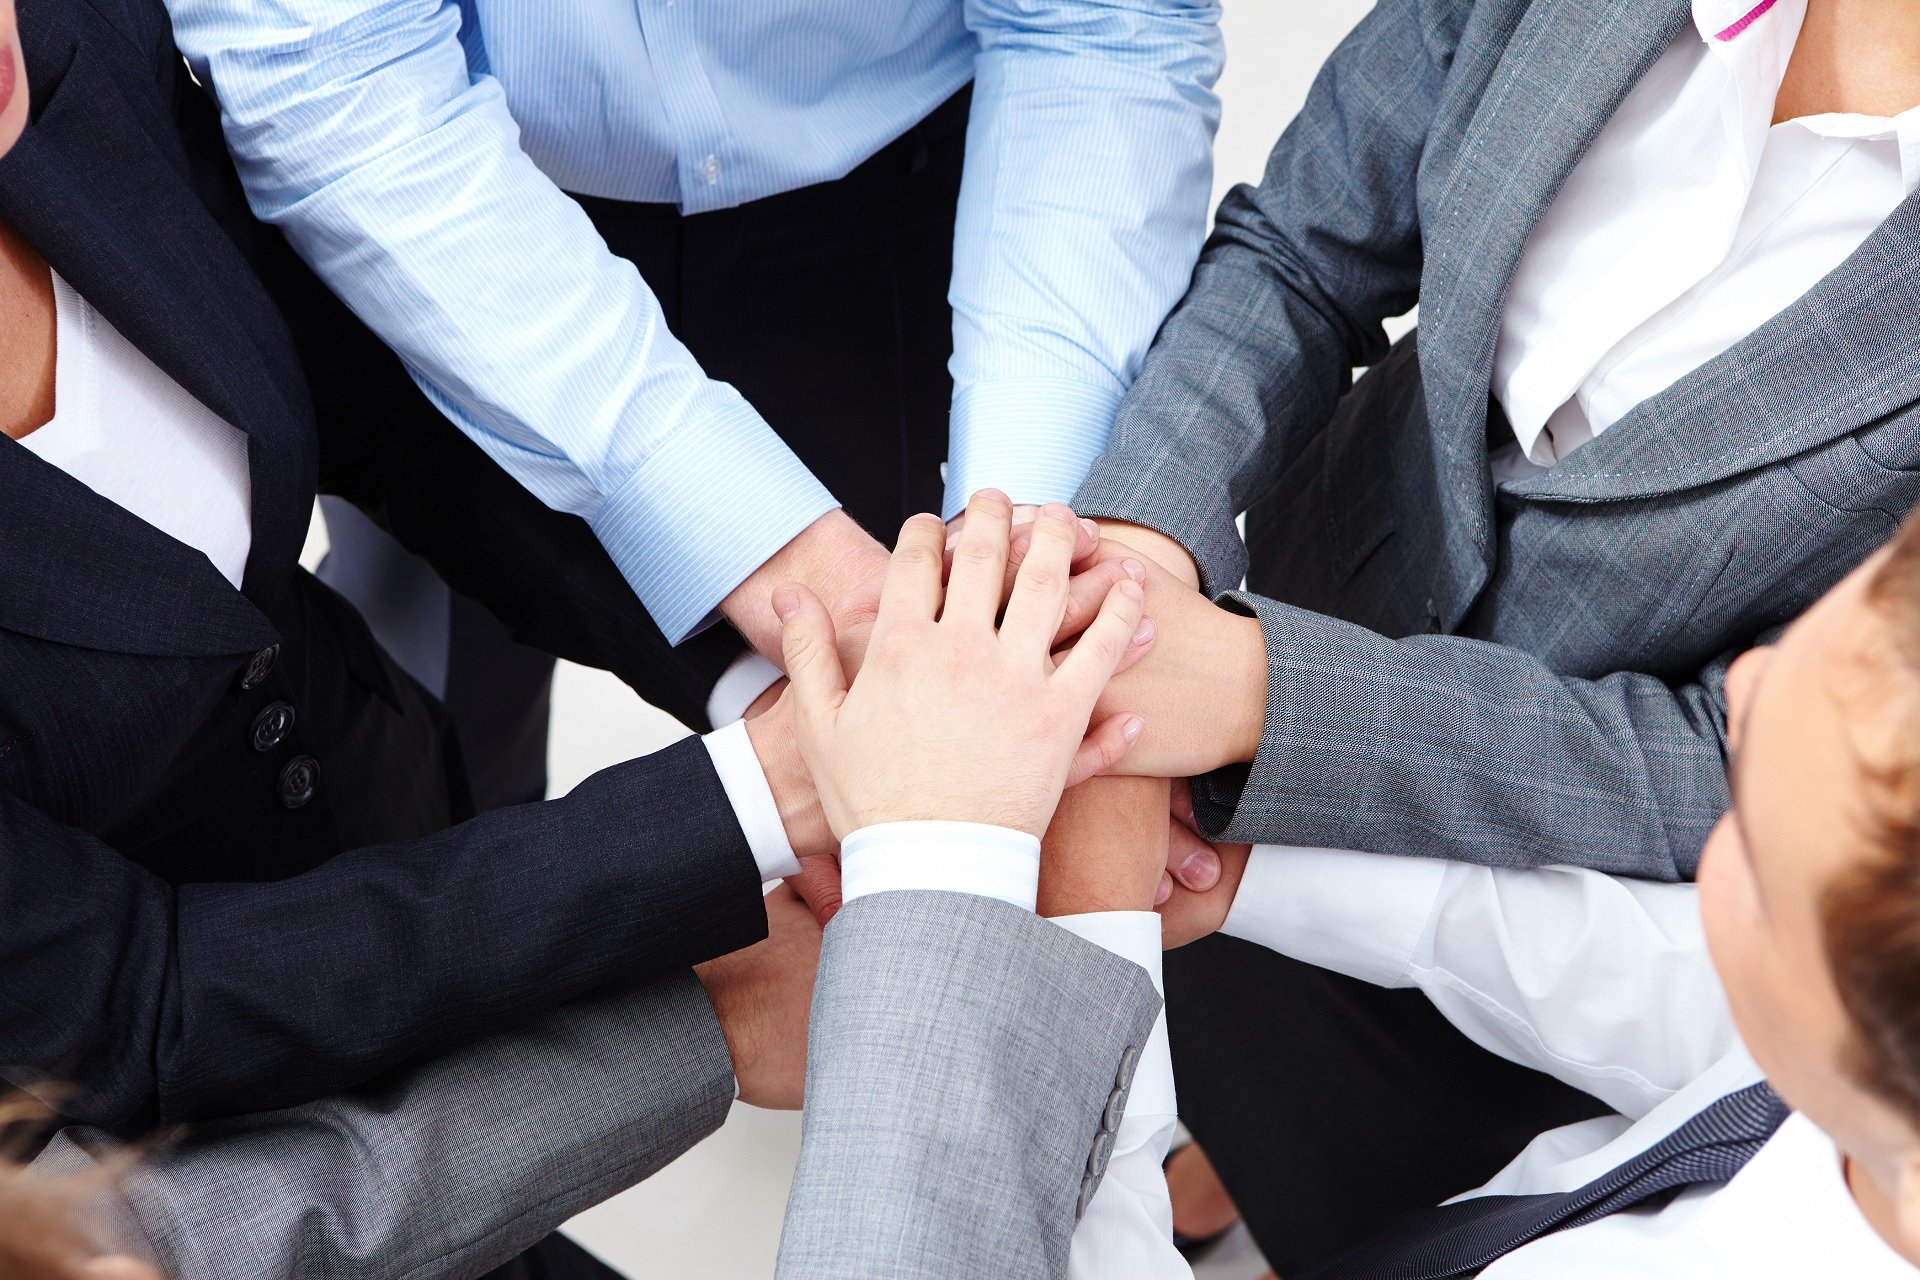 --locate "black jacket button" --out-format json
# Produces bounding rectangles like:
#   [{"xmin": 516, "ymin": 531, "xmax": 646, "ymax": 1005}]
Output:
[
  {"xmin": 250, "ymin": 702, "xmax": 296, "ymax": 753},
  {"xmin": 240, "ymin": 645, "xmax": 280, "ymax": 690},
  {"xmin": 279, "ymin": 756, "xmax": 319, "ymax": 809}
]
